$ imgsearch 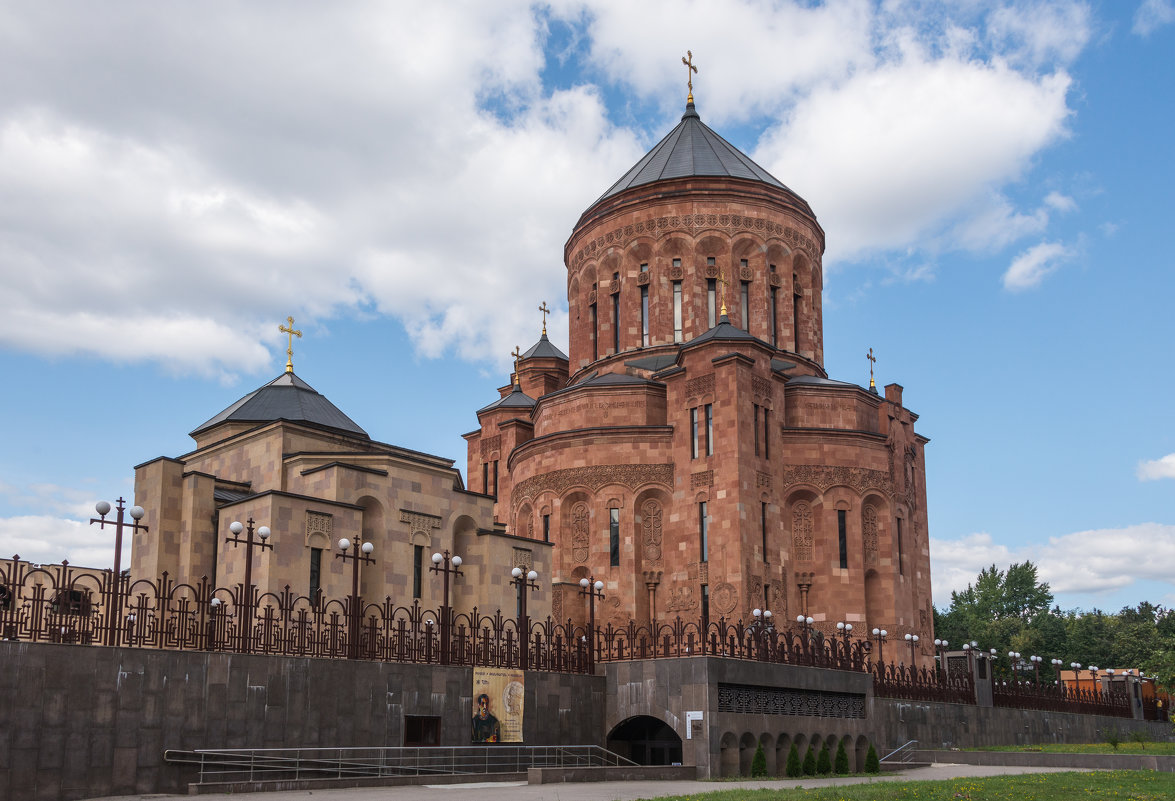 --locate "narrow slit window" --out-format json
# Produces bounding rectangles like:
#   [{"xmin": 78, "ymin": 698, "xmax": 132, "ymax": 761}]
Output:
[
  {"xmin": 837, "ymin": 510, "xmax": 848, "ymax": 570},
  {"xmin": 609, "ymin": 508, "xmax": 620, "ymax": 567},
  {"xmin": 699, "ymin": 501, "xmax": 709, "ymax": 562}
]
